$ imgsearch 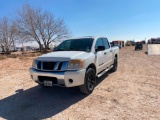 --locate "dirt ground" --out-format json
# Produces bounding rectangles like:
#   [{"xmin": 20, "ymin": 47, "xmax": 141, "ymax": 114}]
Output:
[{"xmin": 0, "ymin": 45, "xmax": 160, "ymax": 120}]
